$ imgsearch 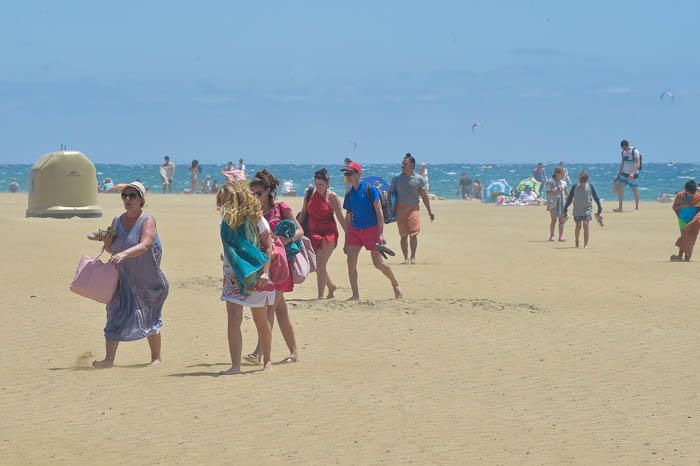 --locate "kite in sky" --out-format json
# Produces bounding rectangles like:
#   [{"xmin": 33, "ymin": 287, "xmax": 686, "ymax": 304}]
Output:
[
  {"xmin": 471, "ymin": 122, "xmax": 482, "ymax": 133},
  {"xmin": 659, "ymin": 90, "xmax": 674, "ymax": 102}
]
